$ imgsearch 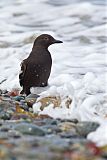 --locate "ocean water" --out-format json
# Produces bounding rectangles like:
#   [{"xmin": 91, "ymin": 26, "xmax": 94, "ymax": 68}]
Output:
[{"xmin": 0, "ymin": 0, "xmax": 106, "ymax": 146}]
